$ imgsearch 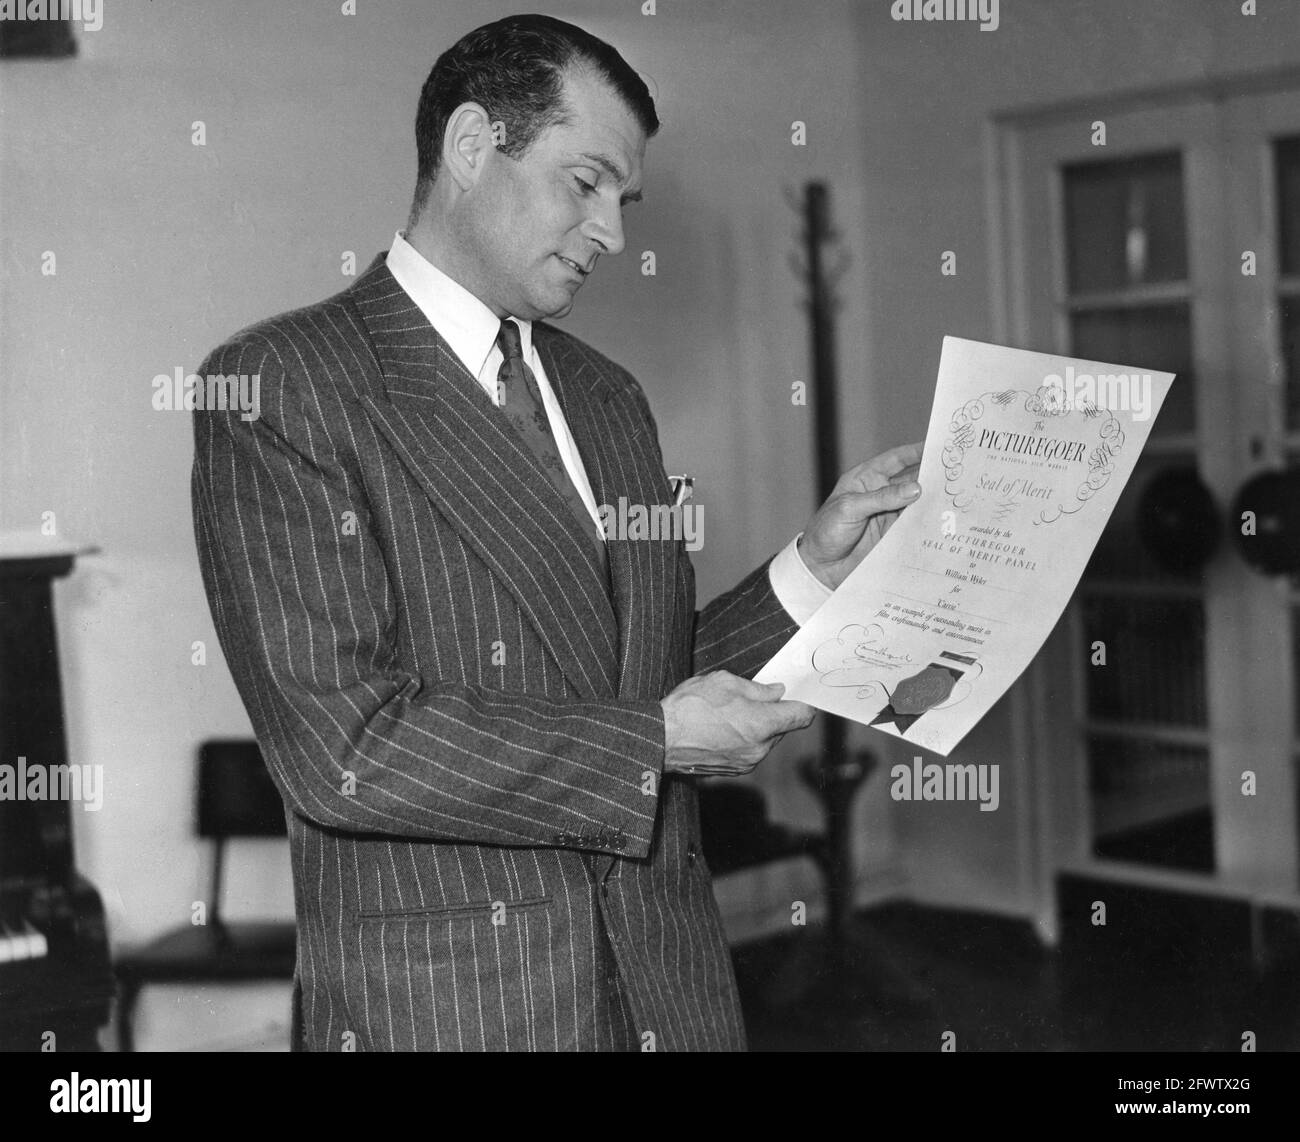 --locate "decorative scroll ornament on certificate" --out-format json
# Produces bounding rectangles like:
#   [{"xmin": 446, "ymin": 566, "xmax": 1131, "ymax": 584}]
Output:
[{"xmin": 756, "ymin": 336, "xmax": 1176, "ymax": 756}]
